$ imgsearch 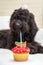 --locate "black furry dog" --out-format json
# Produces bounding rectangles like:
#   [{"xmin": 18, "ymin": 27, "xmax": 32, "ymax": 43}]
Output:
[{"xmin": 0, "ymin": 8, "xmax": 43, "ymax": 54}]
